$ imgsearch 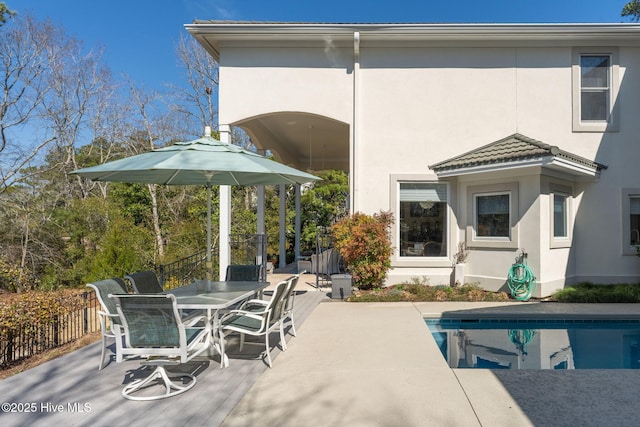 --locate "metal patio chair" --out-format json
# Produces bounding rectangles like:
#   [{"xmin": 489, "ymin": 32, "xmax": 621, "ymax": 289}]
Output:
[
  {"xmin": 225, "ymin": 264, "xmax": 261, "ymax": 281},
  {"xmin": 240, "ymin": 274, "xmax": 300, "ymax": 350},
  {"xmin": 86, "ymin": 278, "xmax": 129, "ymax": 370},
  {"xmin": 109, "ymin": 293, "xmax": 211, "ymax": 400},
  {"xmin": 218, "ymin": 279, "xmax": 289, "ymax": 368},
  {"xmin": 125, "ymin": 270, "xmax": 164, "ymax": 294}
]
